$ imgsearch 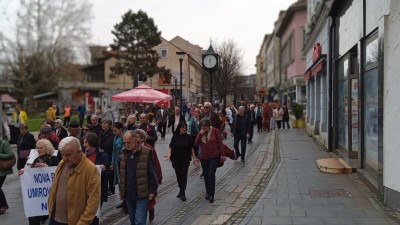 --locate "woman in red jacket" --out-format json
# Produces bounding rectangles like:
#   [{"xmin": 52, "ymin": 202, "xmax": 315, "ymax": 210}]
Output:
[{"xmin": 195, "ymin": 119, "xmax": 226, "ymax": 203}]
